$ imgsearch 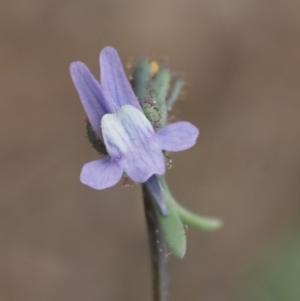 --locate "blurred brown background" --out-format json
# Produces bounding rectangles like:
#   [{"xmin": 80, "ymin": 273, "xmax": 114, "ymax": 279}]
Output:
[{"xmin": 1, "ymin": 0, "xmax": 300, "ymax": 300}]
